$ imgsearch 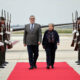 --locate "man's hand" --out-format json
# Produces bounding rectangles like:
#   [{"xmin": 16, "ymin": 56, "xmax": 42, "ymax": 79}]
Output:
[
  {"xmin": 38, "ymin": 42, "xmax": 41, "ymax": 45},
  {"xmin": 24, "ymin": 44, "xmax": 27, "ymax": 47}
]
